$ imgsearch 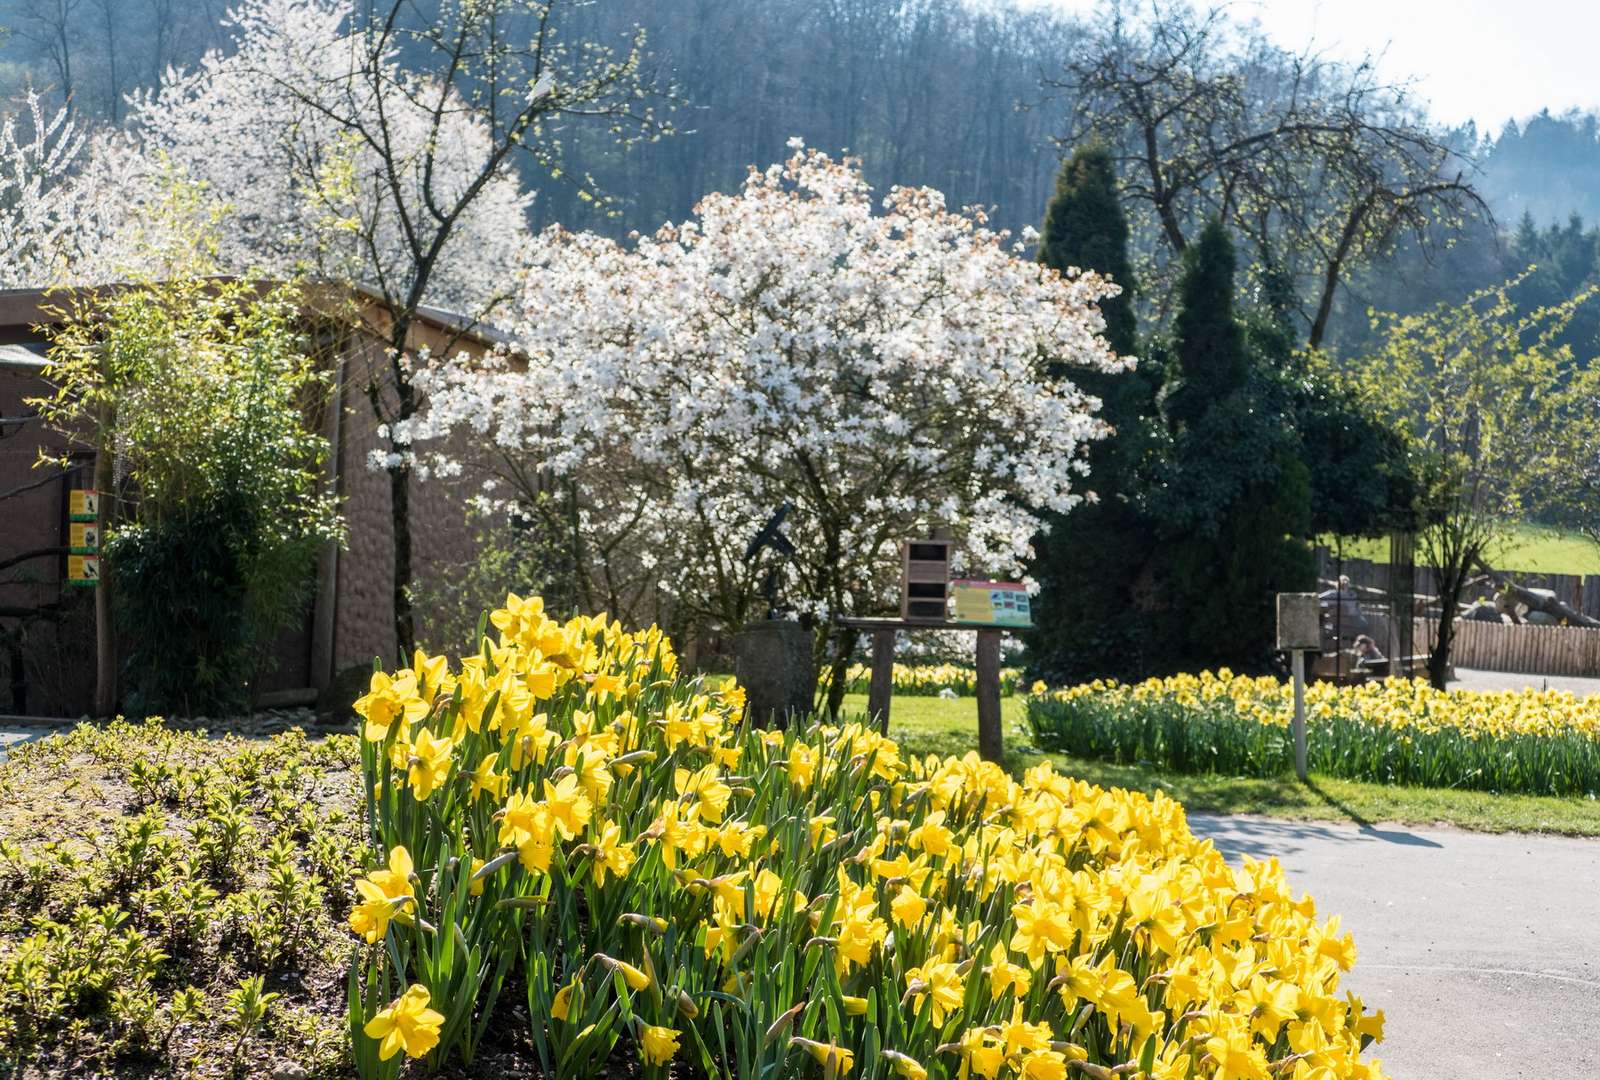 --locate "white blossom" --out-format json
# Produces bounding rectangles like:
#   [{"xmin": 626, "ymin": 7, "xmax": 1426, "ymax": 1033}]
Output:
[
  {"xmin": 119, "ymin": 0, "xmax": 532, "ymax": 319},
  {"xmin": 417, "ymin": 144, "xmax": 1132, "ymax": 631}
]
